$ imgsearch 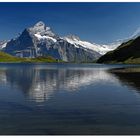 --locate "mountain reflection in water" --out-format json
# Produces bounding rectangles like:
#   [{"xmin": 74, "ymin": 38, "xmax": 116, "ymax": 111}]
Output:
[
  {"xmin": 0, "ymin": 64, "xmax": 140, "ymax": 134},
  {"xmin": 0, "ymin": 64, "xmax": 120, "ymax": 103}
]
